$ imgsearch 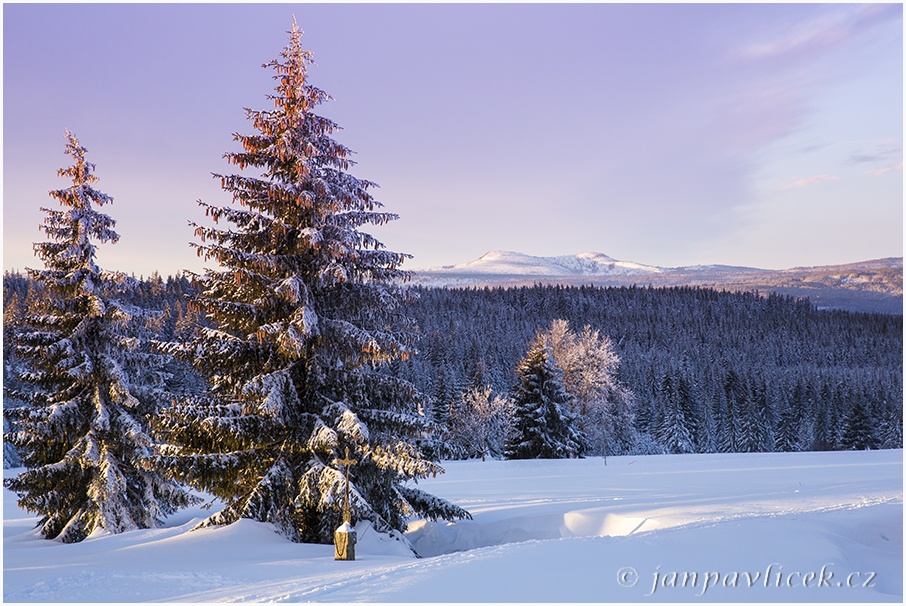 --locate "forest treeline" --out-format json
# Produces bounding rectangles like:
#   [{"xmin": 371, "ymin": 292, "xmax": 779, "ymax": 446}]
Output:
[
  {"xmin": 6, "ymin": 272, "xmax": 901, "ymax": 463},
  {"xmin": 396, "ymin": 284, "xmax": 902, "ymax": 456}
]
